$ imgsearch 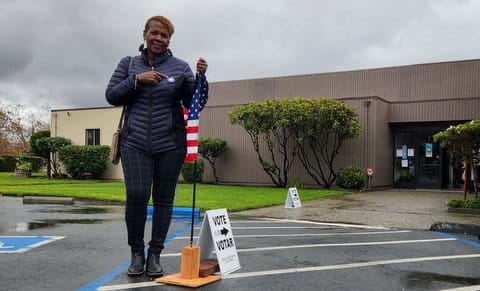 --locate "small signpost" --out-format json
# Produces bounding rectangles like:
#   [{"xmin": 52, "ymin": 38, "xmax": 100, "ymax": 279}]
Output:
[
  {"xmin": 366, "ymin": 168, "xmax": 374, "ymax": 188},
  {"xmin": 197, "ymin": 209, "xmax": 241, "ymax": 275},
  {"xmin": 284, "ymin": 187, "xmax": 302, "ymax": 208}
]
